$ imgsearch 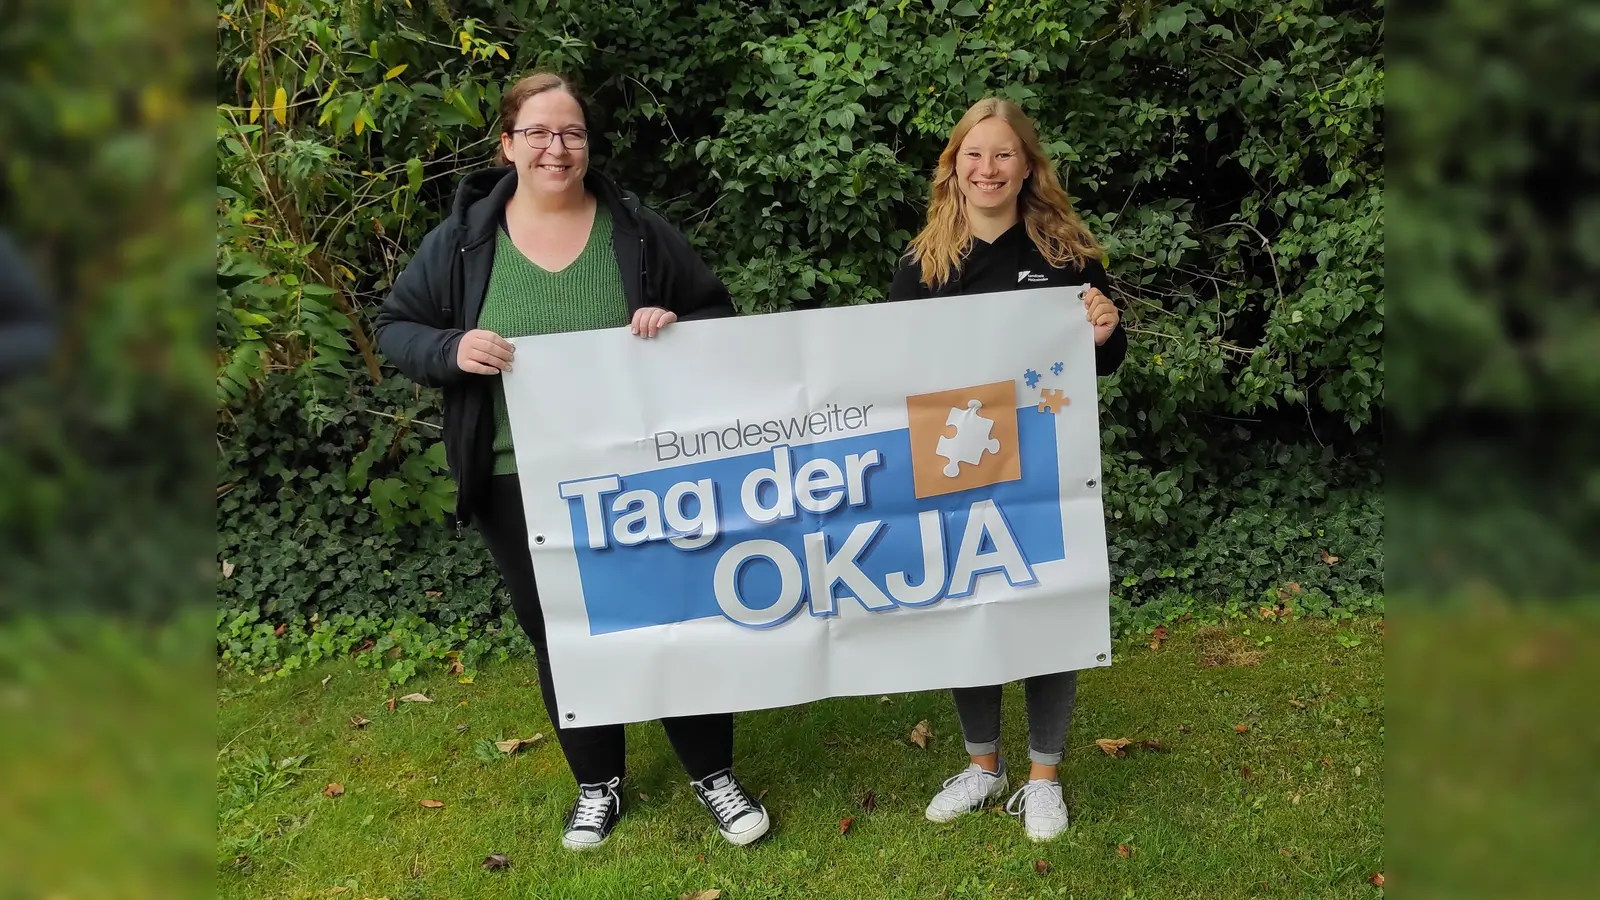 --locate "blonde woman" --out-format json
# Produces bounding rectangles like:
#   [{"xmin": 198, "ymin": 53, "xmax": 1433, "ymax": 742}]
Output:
[{"xmin": 888, "ymin": 97, "xmax": 1126, "ymax": 841}]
